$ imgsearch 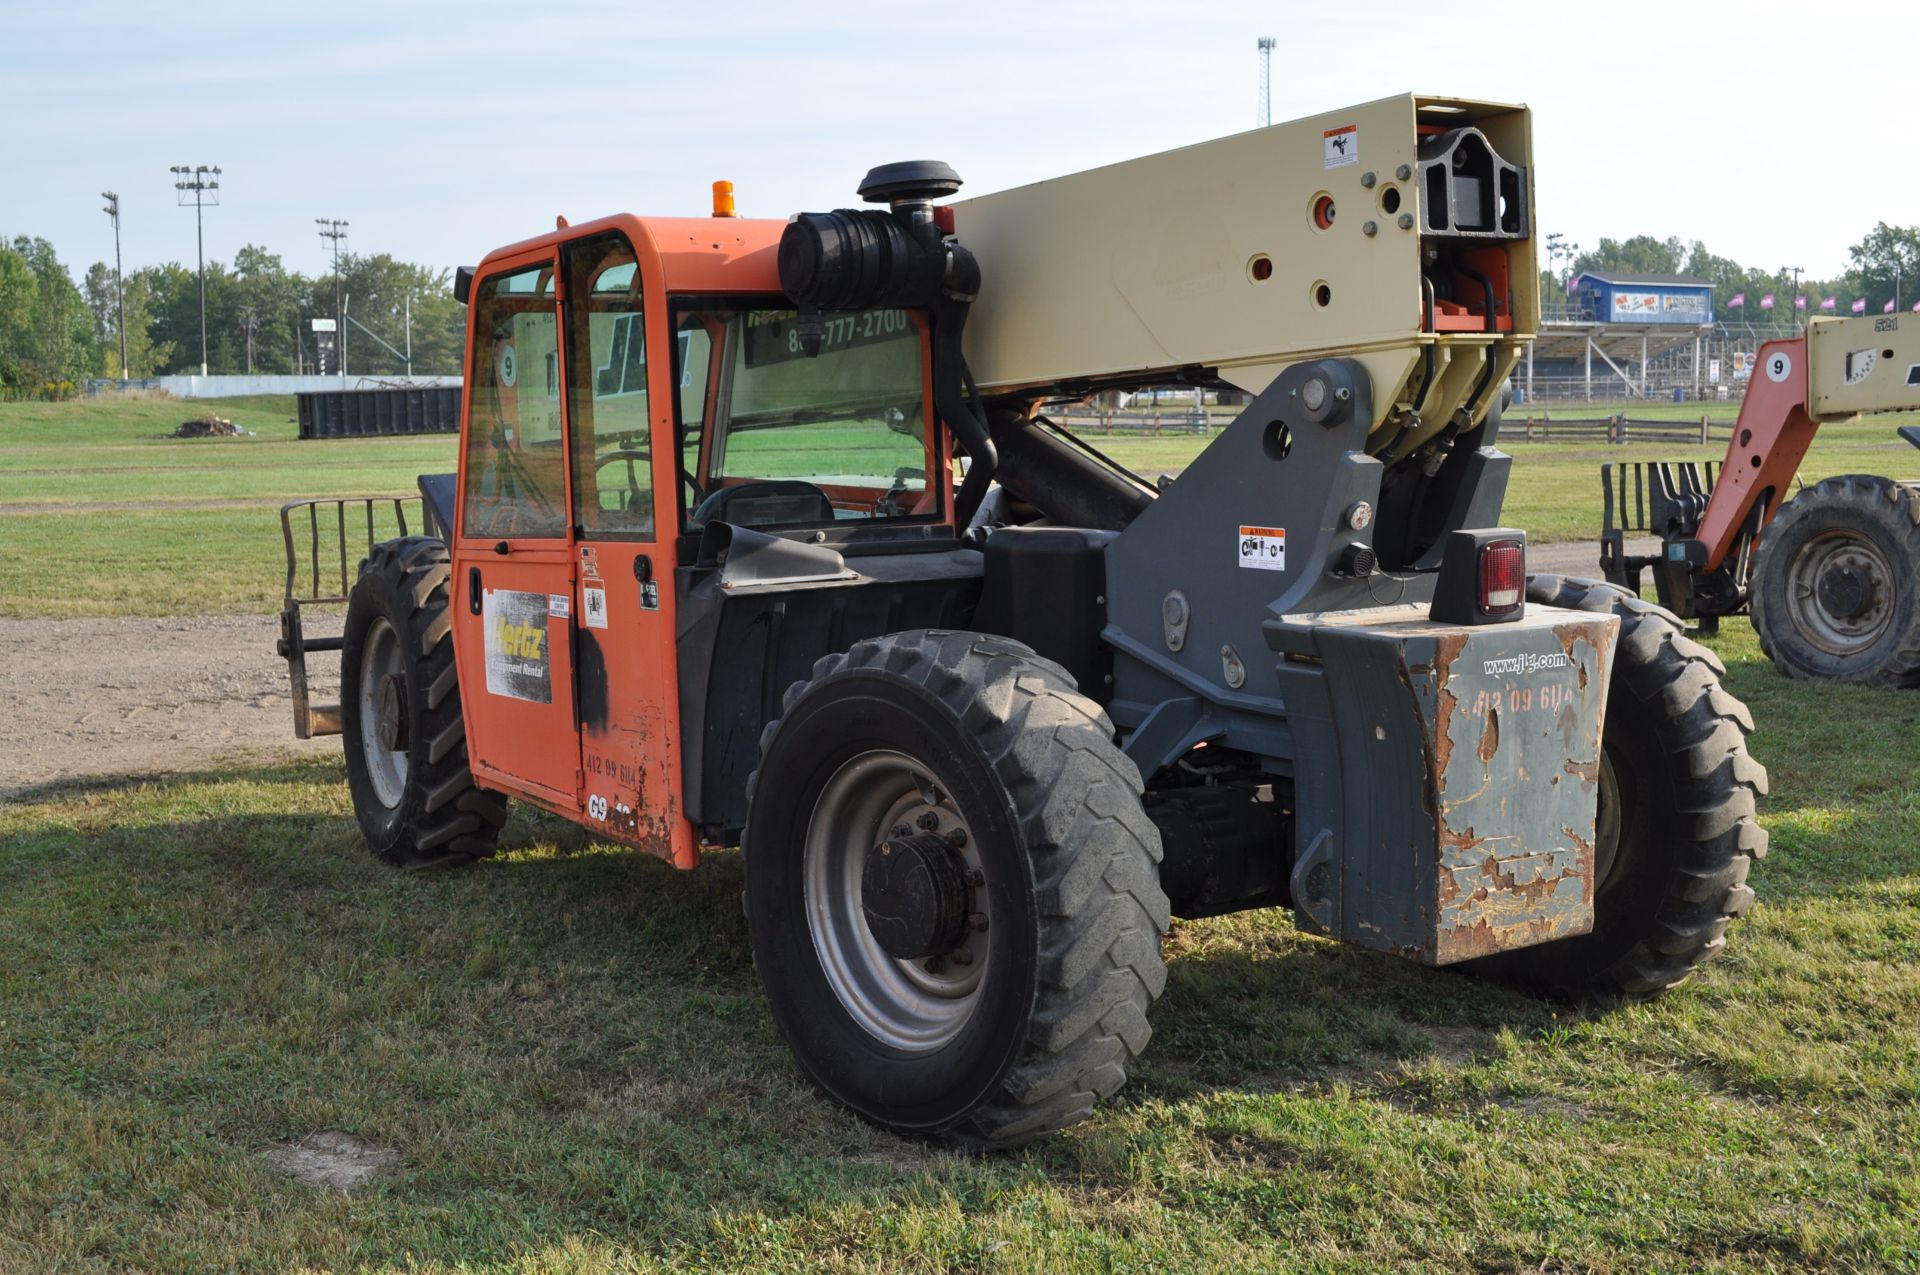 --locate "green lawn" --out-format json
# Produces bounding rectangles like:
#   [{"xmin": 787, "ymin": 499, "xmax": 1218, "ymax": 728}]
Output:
[
  {"xmin": 3, "ymin": 396, "xmax": 1918, "ymax": 618},
  {"xmin": 2, "ymin": 620, "xmax": 1916, "ymax": 1271}
]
